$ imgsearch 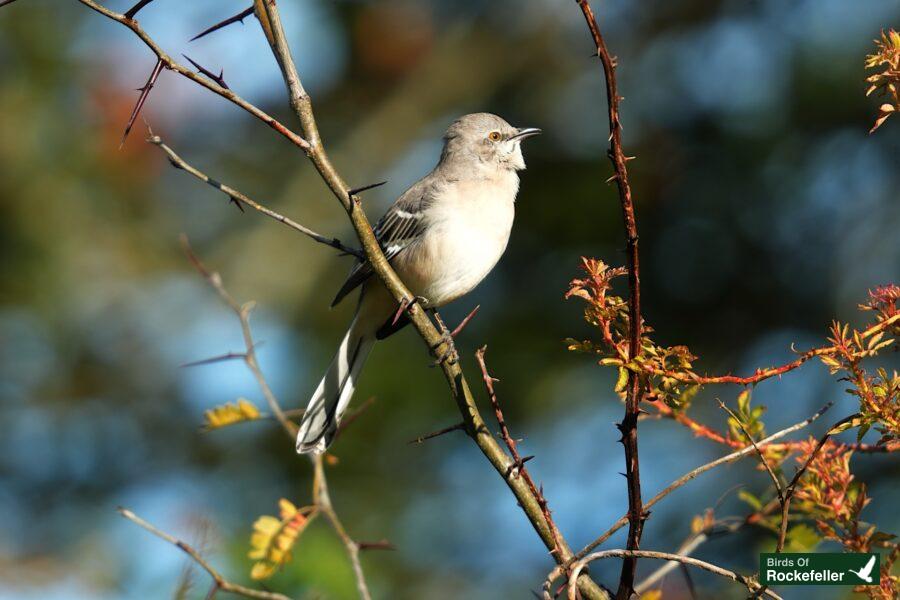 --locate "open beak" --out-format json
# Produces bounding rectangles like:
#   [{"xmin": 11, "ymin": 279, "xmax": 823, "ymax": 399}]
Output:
[{"xmin": 509, "ymin": 127, "xmax": 542, "ymax": 141}]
